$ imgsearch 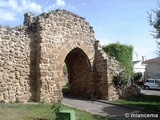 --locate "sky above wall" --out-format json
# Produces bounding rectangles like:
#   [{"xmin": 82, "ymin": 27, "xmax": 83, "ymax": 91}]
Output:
[{"xmin": 0, "ymin": 0, "xmax": 158, "ymax": 61}]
